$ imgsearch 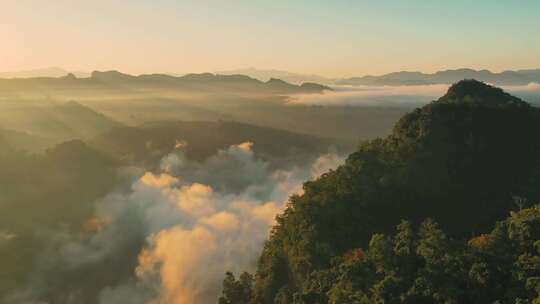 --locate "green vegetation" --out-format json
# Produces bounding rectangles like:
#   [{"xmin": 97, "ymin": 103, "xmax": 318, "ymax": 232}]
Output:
[
  {"xmin": 221, "ymin": 206, "xmax": 540, "ymax": 303},
  {"xmin": 221, "ymin": 80, "xmax": 540, "ymax": 303}
]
